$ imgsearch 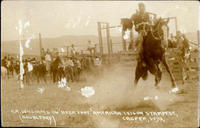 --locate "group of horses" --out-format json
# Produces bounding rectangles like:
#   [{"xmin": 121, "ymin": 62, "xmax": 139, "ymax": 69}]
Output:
[
  {"xmin": 1, "ymin": 55, "xmax": 98, "ymax": 85},
  {"xmin": 1, "ymin": 57, "xmax": 19, "ymax": 80}
]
